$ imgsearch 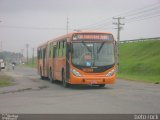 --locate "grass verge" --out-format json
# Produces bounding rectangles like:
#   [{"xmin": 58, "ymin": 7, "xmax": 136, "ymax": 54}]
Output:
[
  {"xmin": 117, "ymin": 74, "xmax": 160, "ymax": 84},
  {"xmin": 118, "ymin": 40, "xmax": 160, "ymax": 84},
  {"xmin": 0, "ymin": 72, "xmax": 14, "ymax": 87},
  {"xmin": 23, "ymin": 57, "xmax": 37, "ymax": 68}
]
